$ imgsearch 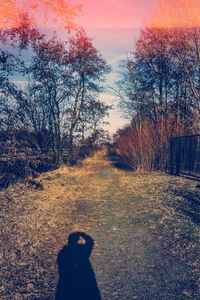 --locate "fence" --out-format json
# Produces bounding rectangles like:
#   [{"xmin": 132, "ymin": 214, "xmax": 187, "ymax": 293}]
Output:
[{"xmin": 169, "ymin": 135, "xmax": 200, "ymax": 177}]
